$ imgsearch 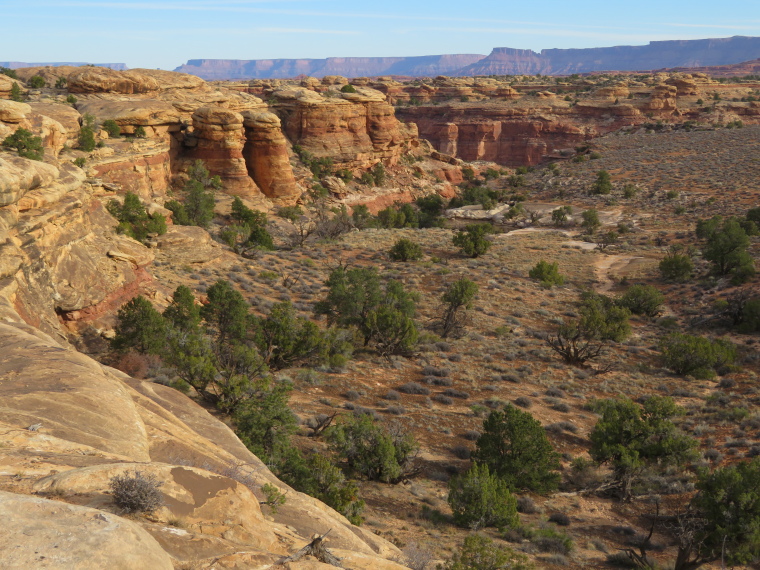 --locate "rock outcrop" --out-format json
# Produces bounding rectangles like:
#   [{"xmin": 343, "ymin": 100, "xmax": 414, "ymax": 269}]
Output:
[
  {"xmin": 186, "ymin": 106, "xmax": 259, "ymax": 197},
  {"xmin": 273, "ymin": 86, "xmax": 416, "ymax": 169},
  {"xmin": 241, "ymin": 110, "xmax": 298, "ymax": 199}
]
